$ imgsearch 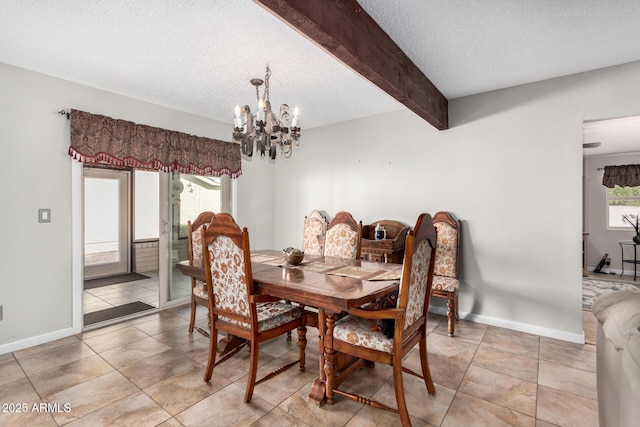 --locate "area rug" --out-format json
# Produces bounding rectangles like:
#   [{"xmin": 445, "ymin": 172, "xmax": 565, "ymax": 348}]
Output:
[
  {"xmin": 84, "ymin": 272, "xmax": 150, "ymax": 290},
  {"xmin": 84, "ymin": 301, "xmax": 155, "ymax": 326},
  {"xmin": 582, "ymin": 278, "xmax": 639, "ymax": 310}
]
